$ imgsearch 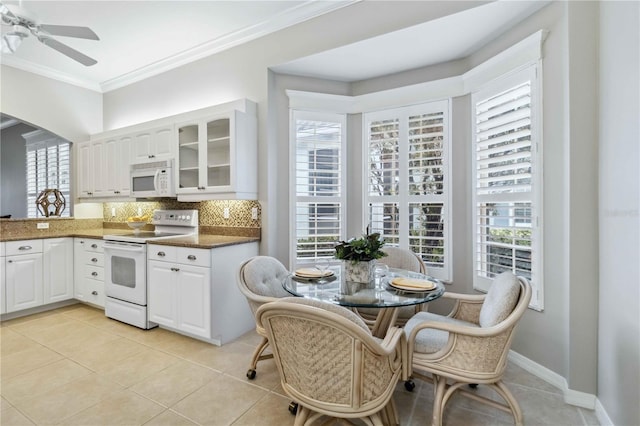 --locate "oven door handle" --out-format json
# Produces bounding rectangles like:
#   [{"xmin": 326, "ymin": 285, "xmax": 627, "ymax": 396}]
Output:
[{"xmin": 104, "ymin": 242, "xmax": 145, "ymax": 252}]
